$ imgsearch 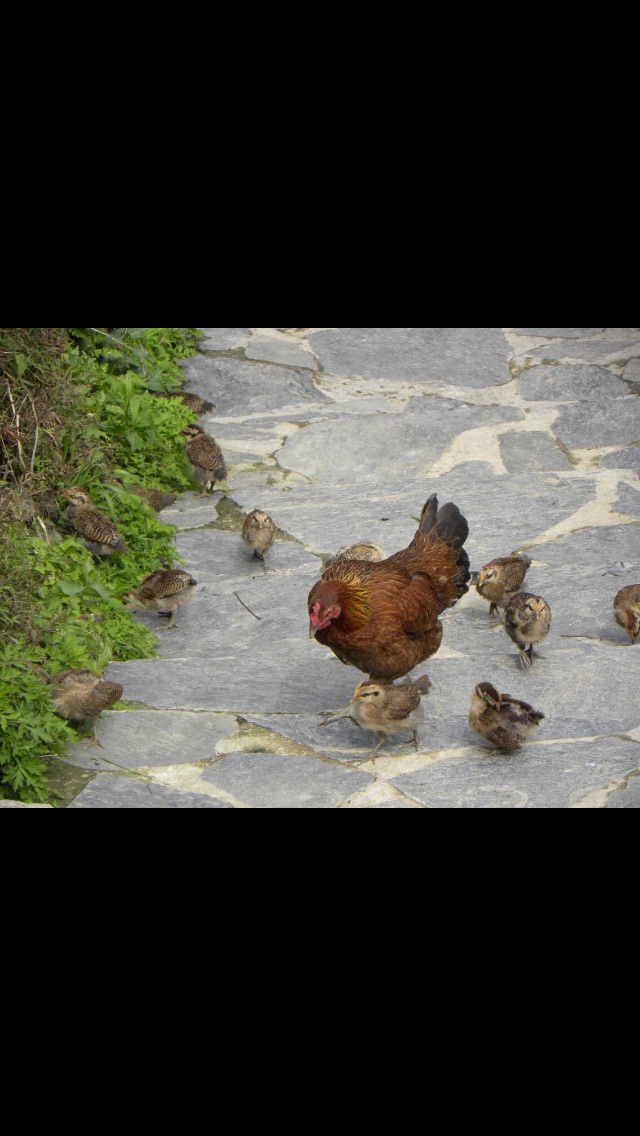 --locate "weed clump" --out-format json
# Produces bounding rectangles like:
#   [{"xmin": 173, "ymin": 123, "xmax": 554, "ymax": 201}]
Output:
[{"xmin": 0, "ymin": 327, "xmax": 201, "ymax": 801}]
